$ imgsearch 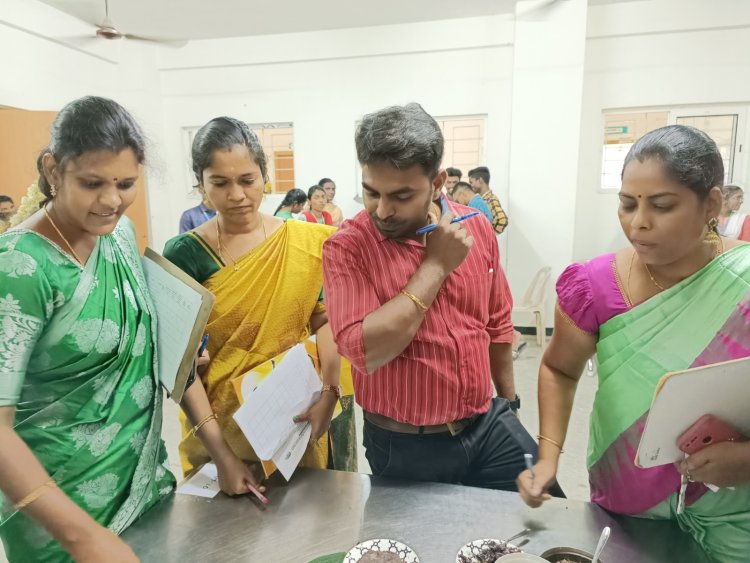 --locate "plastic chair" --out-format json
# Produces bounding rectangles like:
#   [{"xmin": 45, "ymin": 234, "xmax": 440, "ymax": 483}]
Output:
[{"xmin": 513, "ymin": 266, "xmax": 551, "ymax": 350}]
